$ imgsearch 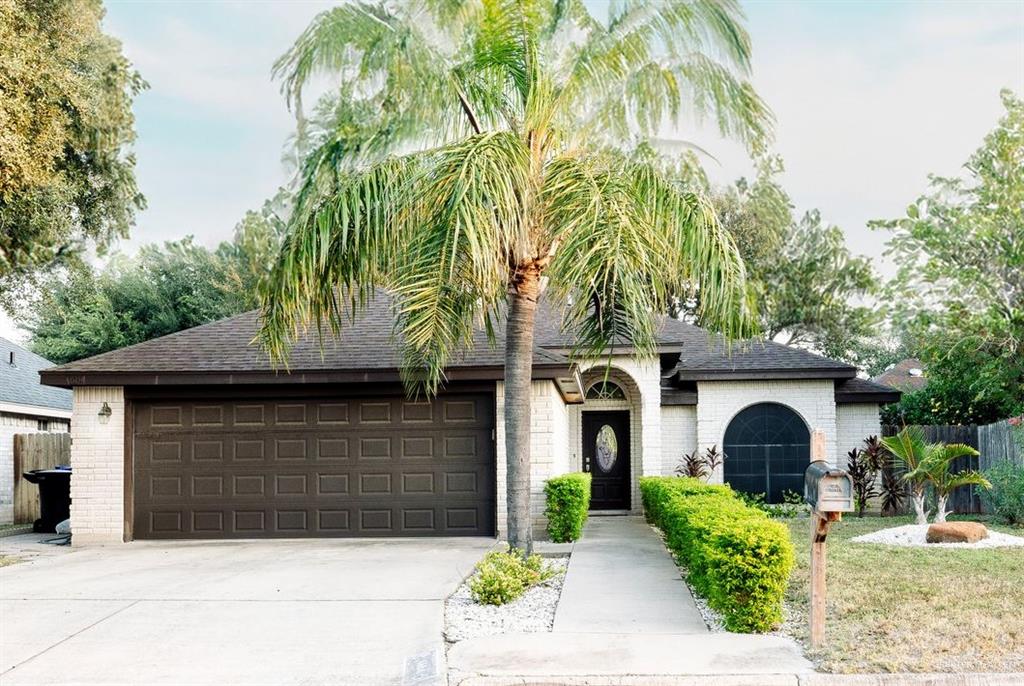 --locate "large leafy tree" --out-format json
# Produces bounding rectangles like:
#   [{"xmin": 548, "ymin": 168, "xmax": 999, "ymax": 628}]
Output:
[
  {"xmin": 874, "ymin": 89, "xmax": 1024, "ymax": 424},
  {"xmin": 0, "ymin": 0, "xmax": 146, "ymax": 285},
  {"xmin": 698, "ymin": 156, "xmax": 878, "ymax": 365},
  {"xmin": 760, "ymin": 210, "xmax": 877, "ymax": 359},
  {"xmin": 23, "ymin": 197, "xmax": 287, "ymax": 364},
  {"xmin": 262, "ymin": 0, "xmax": 769, "ymax": 552}
]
